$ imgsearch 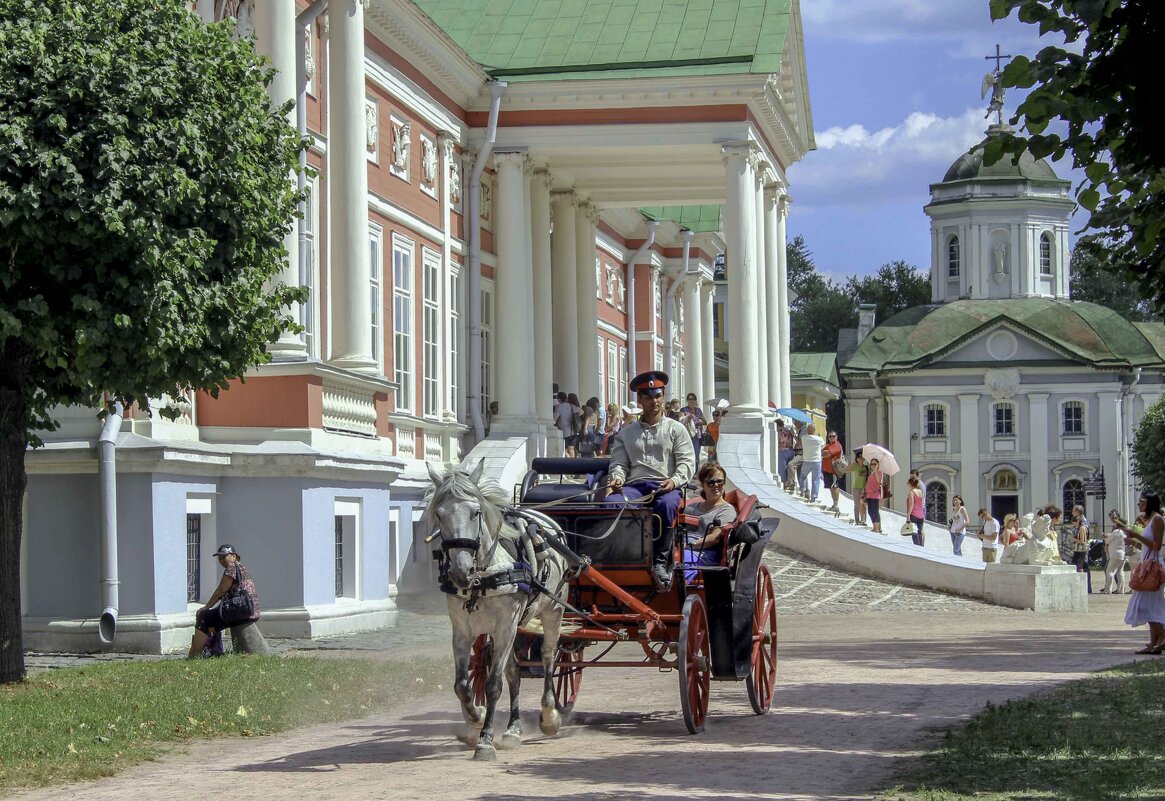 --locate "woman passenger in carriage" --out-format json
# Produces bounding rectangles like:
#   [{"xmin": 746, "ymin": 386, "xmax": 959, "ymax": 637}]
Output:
[{"xmin": 682, "ymin": 463, "xmax": 738, "ymax": 582}]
